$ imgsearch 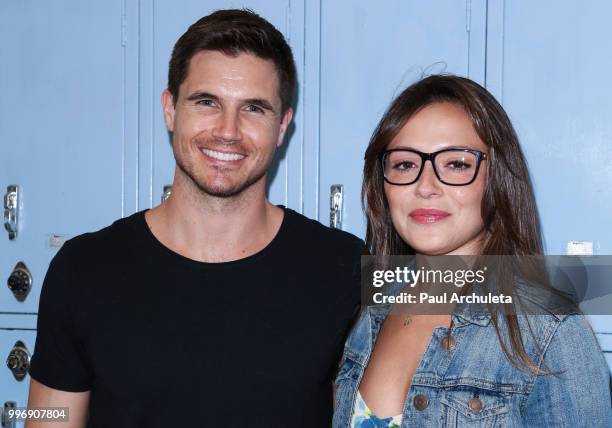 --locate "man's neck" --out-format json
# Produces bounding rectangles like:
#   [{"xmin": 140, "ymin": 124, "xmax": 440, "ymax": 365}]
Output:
[{"xmin": 144, "ymin": 175, "xmax": 284, "ymax": 263}]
